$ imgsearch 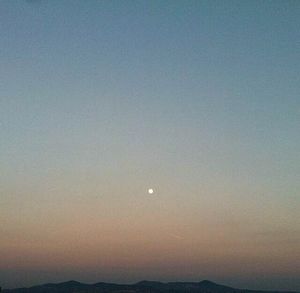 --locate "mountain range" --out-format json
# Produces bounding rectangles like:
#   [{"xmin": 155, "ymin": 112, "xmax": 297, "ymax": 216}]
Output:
[{"xmin": 2, "ymin": 280, "xmax": 299, "ymax": 293}]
